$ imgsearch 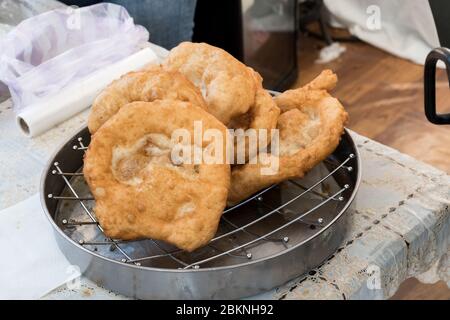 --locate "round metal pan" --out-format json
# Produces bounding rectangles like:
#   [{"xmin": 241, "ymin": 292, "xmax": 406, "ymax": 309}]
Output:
[{"xmin": 41, "ymin": 126, "xmax": 361, "ymax": 299}]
